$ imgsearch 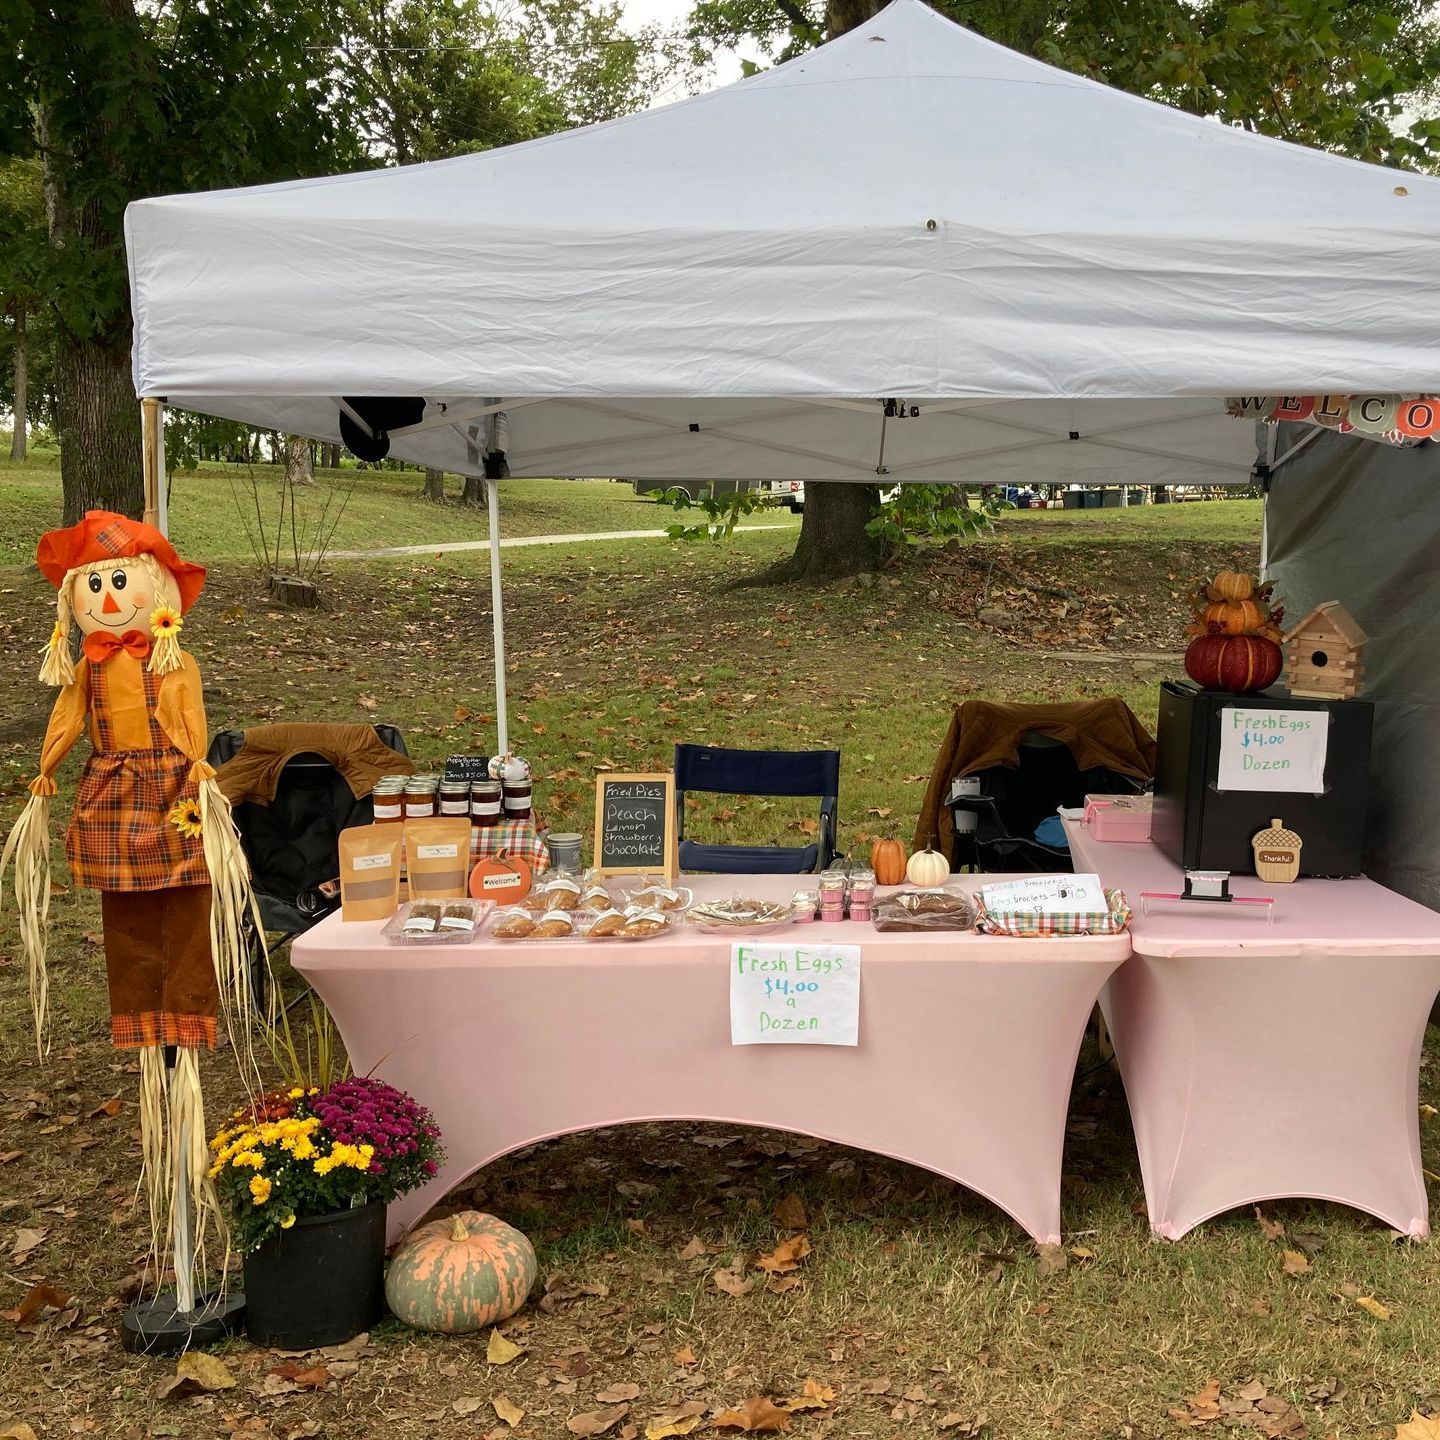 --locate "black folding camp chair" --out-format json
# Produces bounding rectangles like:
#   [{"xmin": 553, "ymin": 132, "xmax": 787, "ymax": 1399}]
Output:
[{"xmin": 673, "ymin": 743, "xmax": 839, "ymax": 874}]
